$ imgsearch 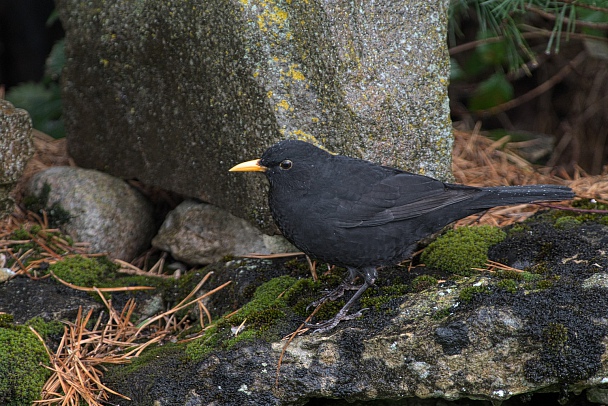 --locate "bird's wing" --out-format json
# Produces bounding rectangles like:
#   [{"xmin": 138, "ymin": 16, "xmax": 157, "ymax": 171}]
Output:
[{"xmin": 331, "ymin": 171, "xmax": 480, "ymax": 228}]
